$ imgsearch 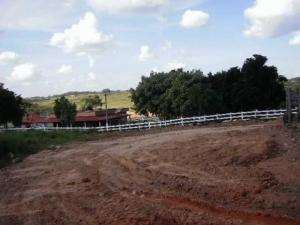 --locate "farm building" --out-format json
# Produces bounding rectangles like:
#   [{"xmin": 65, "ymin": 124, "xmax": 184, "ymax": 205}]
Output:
[{"xmin": 22, "ymin": 108, "xmax": 129, "ymax": 127}]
